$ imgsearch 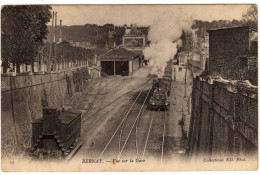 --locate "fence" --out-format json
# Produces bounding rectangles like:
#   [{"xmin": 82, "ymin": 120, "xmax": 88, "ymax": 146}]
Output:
[{"xmin": 1, "ymin": 58, "xmax": 98, "ymax": 76}]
